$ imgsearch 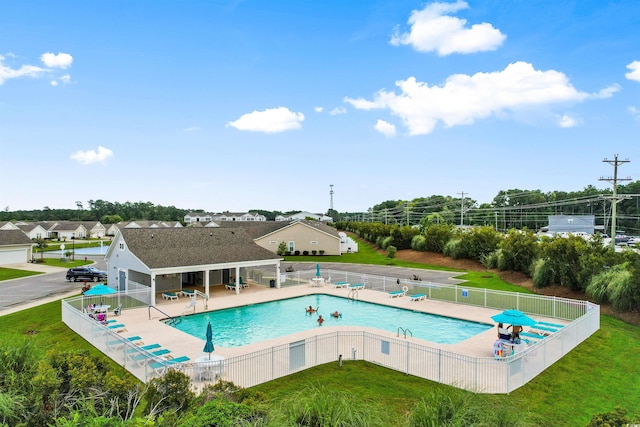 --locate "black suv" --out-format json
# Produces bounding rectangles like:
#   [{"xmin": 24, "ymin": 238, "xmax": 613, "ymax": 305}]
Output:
[{"xmin": 66, "ymin": 267, "xmax": 107, "ymax": 282}]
